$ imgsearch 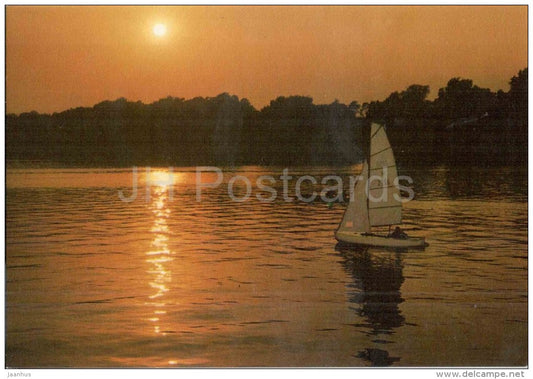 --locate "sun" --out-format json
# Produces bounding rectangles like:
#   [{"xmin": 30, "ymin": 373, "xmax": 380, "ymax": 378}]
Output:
[{"xmin": 153, "ymin": 23, "xmax": 167, "ymax": 37}]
